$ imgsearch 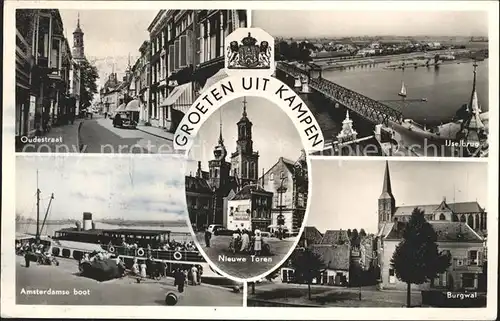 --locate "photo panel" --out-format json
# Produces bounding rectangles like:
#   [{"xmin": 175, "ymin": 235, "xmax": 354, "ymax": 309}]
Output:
[
  {"xmin": 248, "ymin": 159, "xmax": 489, "ymax": 308},
  {"xmin": 185, "ymin": 96, "xmax": 309, "ymax": 280},
  {"xmin": 252, "ymin": 10, "xmax": 489, "ymax": 158},
  {"xmin": 15, "ymin": 154, "xmax": 243, "ymax": 306}
]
